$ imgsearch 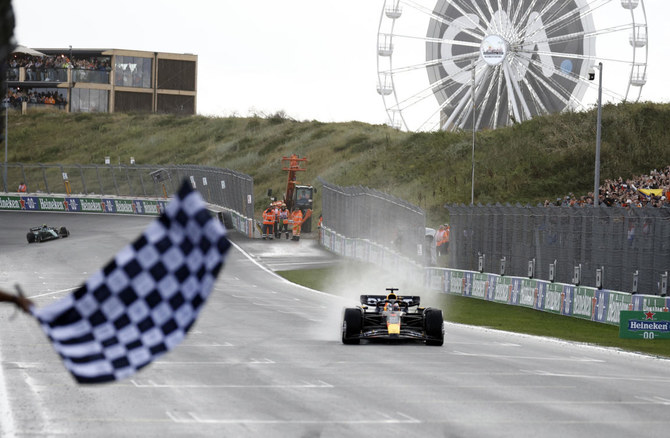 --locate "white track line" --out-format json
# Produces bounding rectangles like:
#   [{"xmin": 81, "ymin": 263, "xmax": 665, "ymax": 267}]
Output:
[{"xmin": 0, "ymin": 335, "xmax": 17, "ymax": 438}]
